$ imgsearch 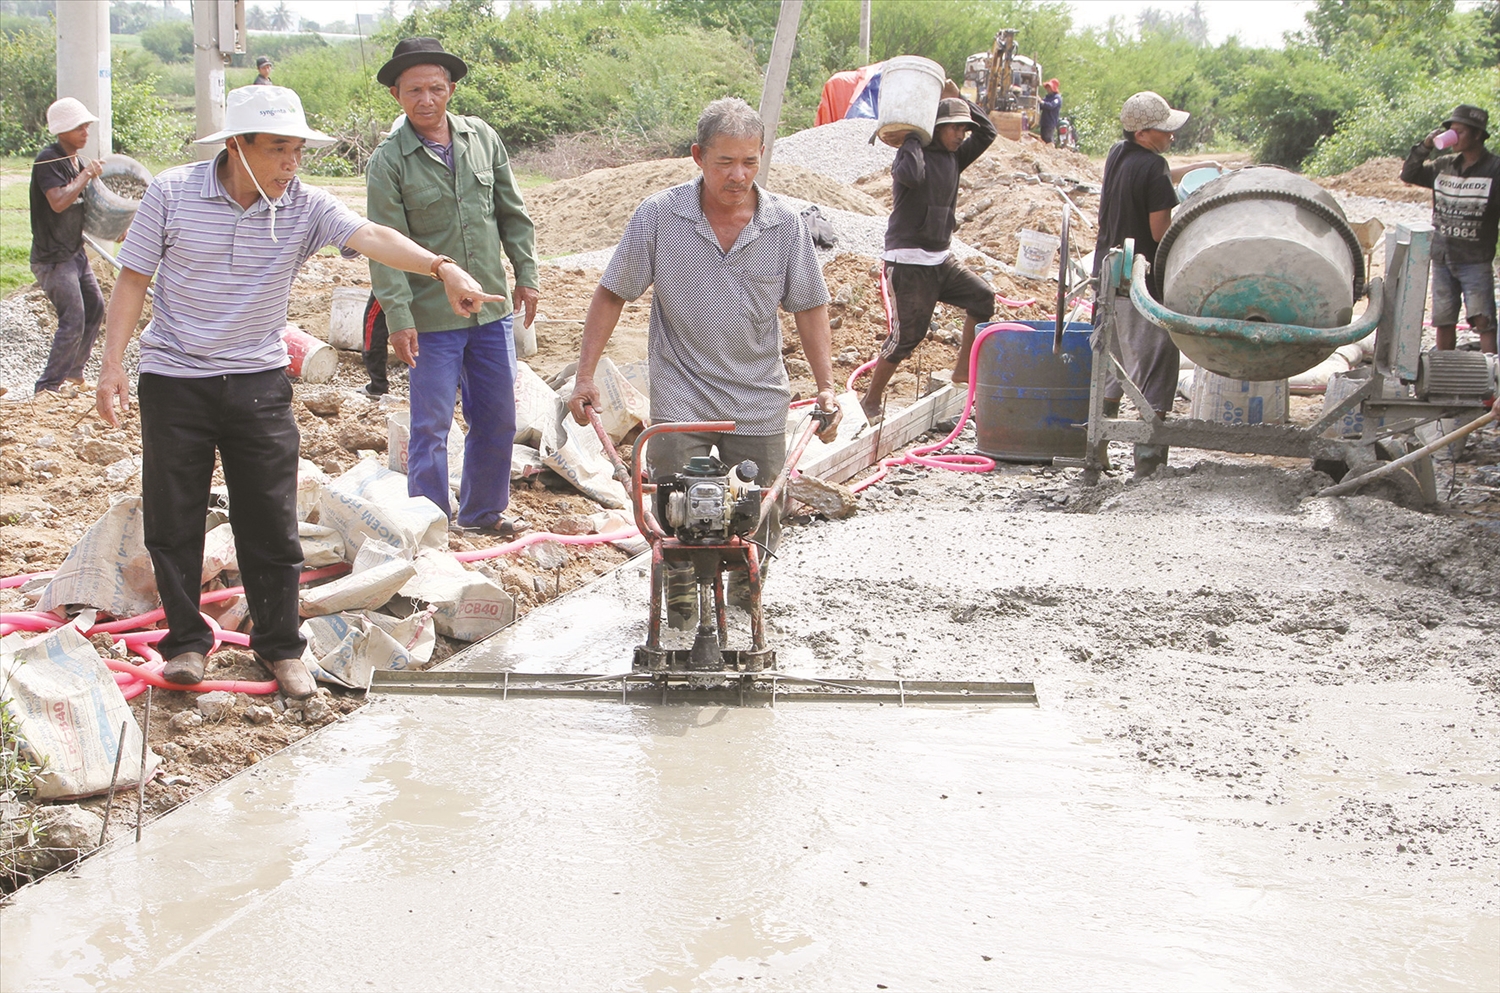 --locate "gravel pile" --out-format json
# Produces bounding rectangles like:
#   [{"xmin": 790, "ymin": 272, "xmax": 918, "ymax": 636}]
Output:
[
  {"xmin": 771, "ymin": 118, "xmax": 897, "ymax": 184},
  {"xmin": 0, "ymin": 293, "xmax": 139, "ymax": 397}
]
